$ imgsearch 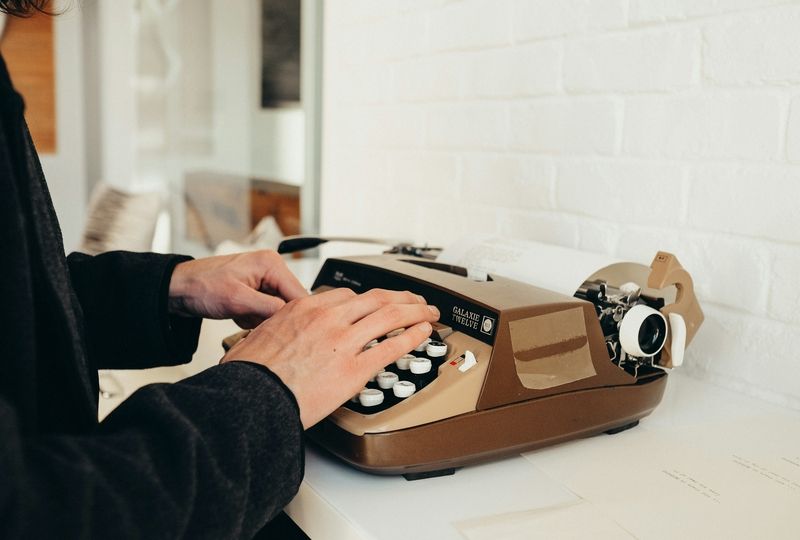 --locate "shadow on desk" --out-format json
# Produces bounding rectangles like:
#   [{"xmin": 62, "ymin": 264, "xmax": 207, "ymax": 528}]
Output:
[{"xmin": 254, "ymin": 512, "xmax": 309, "ymax": 540}]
